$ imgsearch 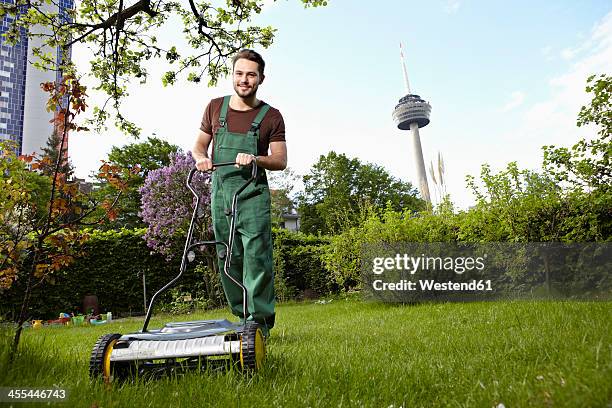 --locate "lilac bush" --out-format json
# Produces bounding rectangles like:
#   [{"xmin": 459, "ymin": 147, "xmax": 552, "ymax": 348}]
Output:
[{"xmin": 139, "ymin": 152, "xmax": 212, "ymax": 259}]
